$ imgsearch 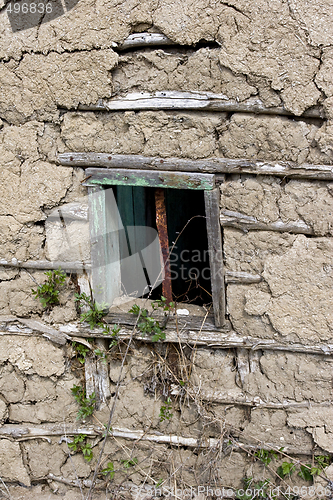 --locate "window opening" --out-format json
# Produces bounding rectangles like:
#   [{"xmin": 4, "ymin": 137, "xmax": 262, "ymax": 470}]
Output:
[
  {"xmin": 113, "ymin": 185, "xmax": 211, "ymax": 307},
  {"xmin": 86, "ymin": 168, "xmax": 225, "ymax": 326}
]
